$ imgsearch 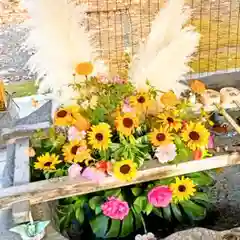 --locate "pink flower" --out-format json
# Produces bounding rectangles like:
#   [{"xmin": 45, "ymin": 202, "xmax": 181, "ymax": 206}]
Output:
[
  {"xmin": 208, "ymin": 135, "xmax": 214, "ymax": 149},
  {"xmin": 101, "ymin": 197, "xmax": 129, "ymax": 220},
  {"xmin": 68, "ymin": 126, "xmax": 86, "ymax": 141},
  {"xmin": 81, "ymin": 167, "xmax": 106, "ymax": 183},
  {"xmin": 98, "ymin": 74, "xmax": 109, "ymax": 84},
  {"xmin": 111, "ymin": 76, "xmax": 126, "ymax": 84},
  {"xmin": 122, "ymin": 103, "xmax": 133, "ymax": 113},
  {"xmin": 148, "ymin": 186, "xmax": 172, "ymax": 207},
  {"xmin": 68, "ymin": 164, "xmax": 82, "ymax": 179}
]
